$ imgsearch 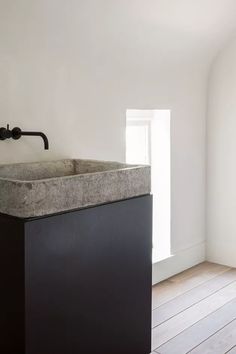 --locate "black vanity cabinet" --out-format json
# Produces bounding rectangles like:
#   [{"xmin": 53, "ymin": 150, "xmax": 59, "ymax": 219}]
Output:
[{"xmin": 1, "ymin": 195, "xmax": 152, "ymax": 354}]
